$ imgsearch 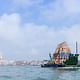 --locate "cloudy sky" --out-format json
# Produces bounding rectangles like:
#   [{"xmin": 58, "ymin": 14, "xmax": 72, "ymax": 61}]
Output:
[{"xmin": 0, "ymin": 0, "xmax": 80, "ymax": 60}]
